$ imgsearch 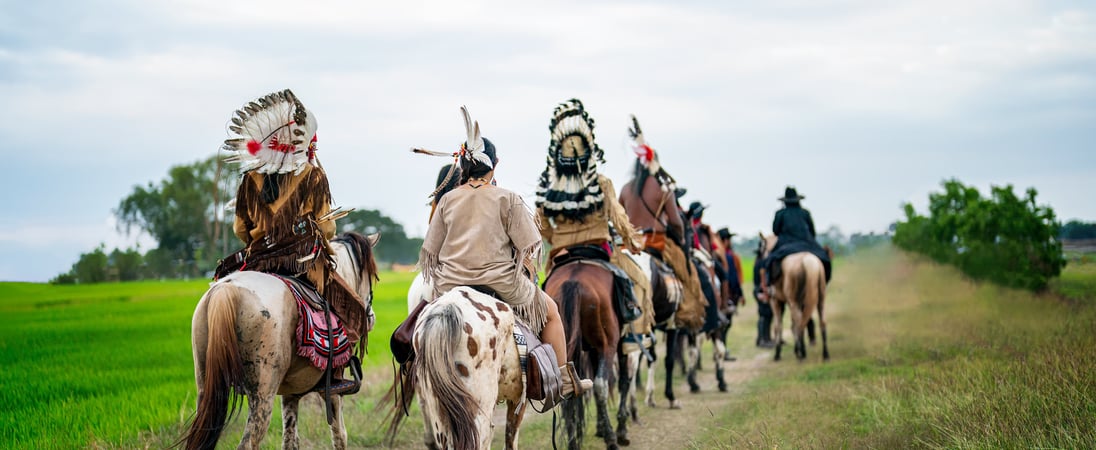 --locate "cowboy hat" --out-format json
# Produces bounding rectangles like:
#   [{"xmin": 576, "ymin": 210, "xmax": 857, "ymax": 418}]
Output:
[
  {"xmin": 687, "ymin": 201, "xmax": 708, "ymax": 219},
  {"xmin": 779, "ymin": 186, "xmax": 805, "ymax": 202},
  {"xmin": 717, "ymin": 227, "xmax": 736, "ymax": 240}
]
